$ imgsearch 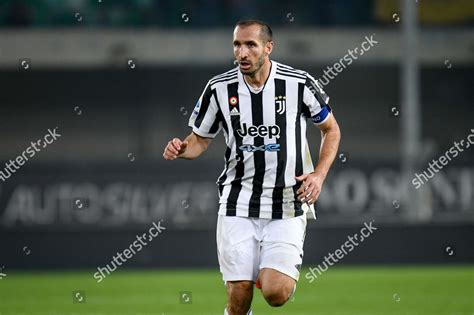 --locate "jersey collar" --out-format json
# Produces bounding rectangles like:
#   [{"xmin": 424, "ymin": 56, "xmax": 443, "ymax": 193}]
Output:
[{"xmin": 239, "ymin": 60, "xmax": 276, "ymax": 95}]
